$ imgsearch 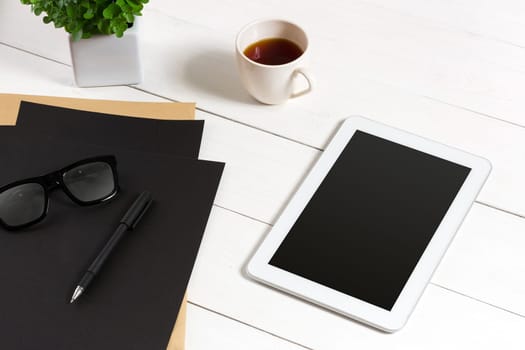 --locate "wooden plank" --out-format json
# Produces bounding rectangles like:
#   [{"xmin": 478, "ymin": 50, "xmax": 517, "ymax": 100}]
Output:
[
  {"xmin": 0, "ymin": 44, "xmax": 161, "ymax": 103},
  {"xmin": 433, "ymin": 203, "xmax": 525, "ymax": 316},
  {"xmin": 188, "ymin": 206, "xmax": 525, "ymax": 349},
  {"xmin": 3, "ymin": 1, "xmax": 525, "ymax": 129},
  {"xmin": 185, "ymin": 303, "xmax": 305, "ymax": 350},
  {"xmin": 144, "ymin": 1, "xmax": 525, "ymax": 126},
  {"xmin": 197, "ymin": 109, "xmax": 319, "ymax": 224},
  {"xmin": 360, "ymin": 0, "xmax": 525, "ymax": 47},
  {"xmin": 0, "ymin": 1, "xmax": 70, "ymax": 64},
  {"xmin": 134, "ymin": 11, "xmax": 525, "ymax": 218}
]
